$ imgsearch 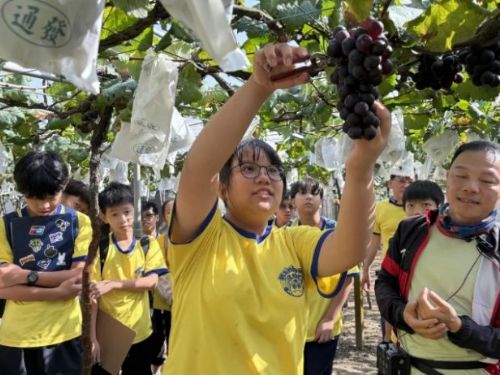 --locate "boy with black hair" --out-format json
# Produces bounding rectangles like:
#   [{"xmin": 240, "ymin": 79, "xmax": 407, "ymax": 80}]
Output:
[
  {"xmin": 0, "ymin": 150, "xmax": 92, "ymax": 375},
  {"xmin": 90, "ymin": 183, "xmax": 167, "ymax": 375},
  {"xmin": 272, "ymin": 191, "xmax": 295, "ymax": 228},
  {"xmin": 291, "ymin": 177, "xmax": 357, "ymax": 375},
  {"xmin": 142, "ymin": 200, "xmax": 161, "ymax": 238},
  {"xmin": 62, "ymin": 179, "xmax": 91, "ymax": 214},
  {"xmin": 403, "ymin": 180, "xmax": 445, "ymax": 217},
  {"xmin": 290, "ymin": 177, "xmax": 335, "ymax": 229},
  {"xmin": 141, "ymin": 200, "xmax": 171, "ymax": 374}
]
